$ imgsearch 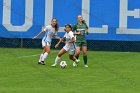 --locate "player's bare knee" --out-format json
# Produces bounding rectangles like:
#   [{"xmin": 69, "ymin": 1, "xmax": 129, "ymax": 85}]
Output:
[
  {"xmin": 46, "ymin": 51, "xmax": 50, "ymax": 54},
  {"xmin": 83, "ymin": 53, "xmax": 87, "ymax": 56},
  {"xmin": 77, "ymin": 50, "xmax": 80, "ymax": 53},
  {"xmin": 76, "ymin": 51, "xmax": 80, "ymax": 55}
]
